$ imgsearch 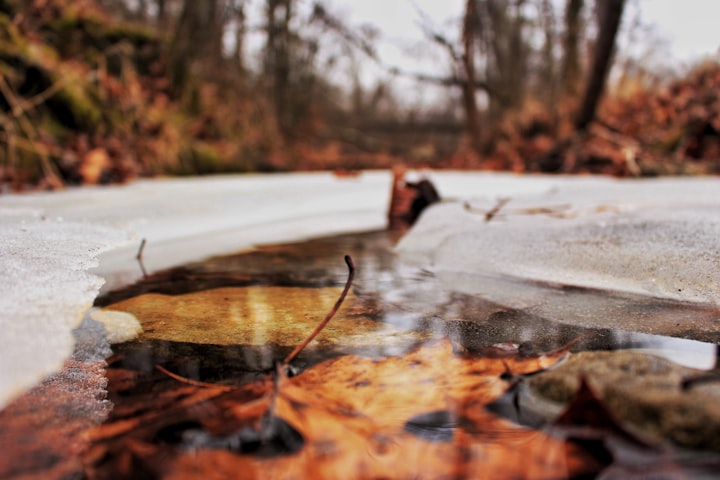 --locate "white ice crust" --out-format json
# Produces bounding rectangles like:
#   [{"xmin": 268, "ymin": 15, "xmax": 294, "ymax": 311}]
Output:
[
  {"xmin": 397, "ymin": 174, "xmax": 720, "ymax": 305},
  {"xmin": 0, "ymin": 212, "xmax": 130, "ymax": 409}
]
